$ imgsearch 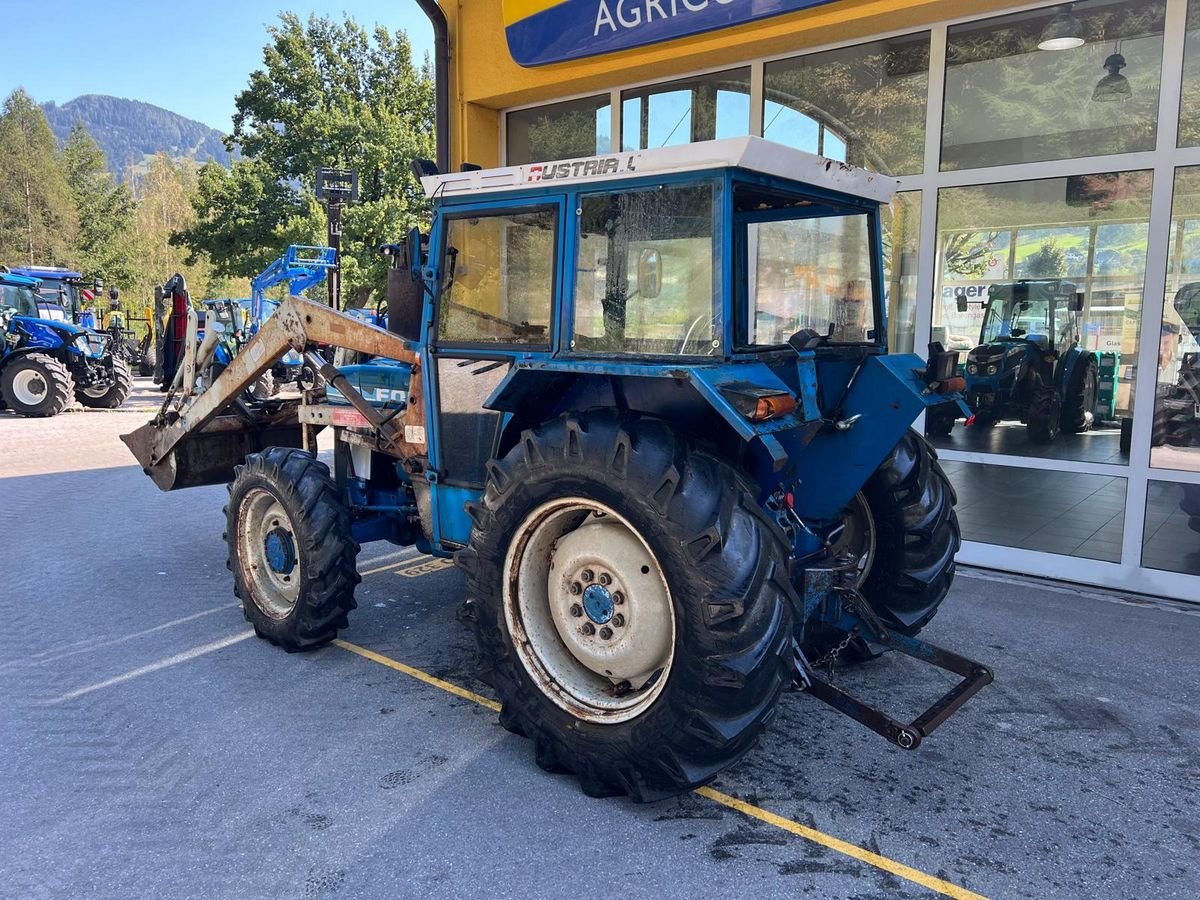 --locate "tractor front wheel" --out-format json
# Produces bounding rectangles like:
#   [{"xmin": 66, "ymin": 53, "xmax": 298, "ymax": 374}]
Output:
[
  {"xmin": 76, "ymin": 358, "xmax": 132, "ymax": 409},
  {"xmin": 459, "ymin": 412, "xmax": 794, "ymax": 802},
  {"xmin": 1061, "ymin": 356, "xmax": 1099, "ymax": 434},
  {"xmin": 225, "ymin": 448, "xmax": 360, "ymax": 651},
  {"xmin": 0, "ymin": 353, "xmax": 74, "ymax": 417}
]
